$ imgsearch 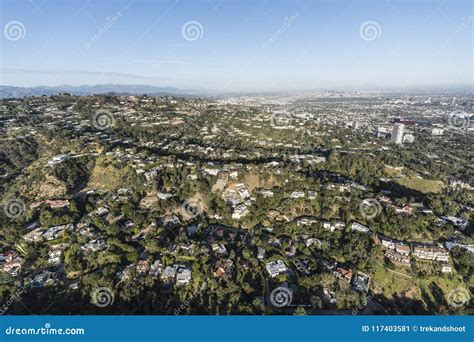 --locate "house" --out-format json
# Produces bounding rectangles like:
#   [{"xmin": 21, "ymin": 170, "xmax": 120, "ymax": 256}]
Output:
[
  {"xmin": 307, "ymin": 190, "xmax": 318, "ymax": 199},
  {"xmin": 47, "ymin": 154, "xmax": 70, "ymax": 166},
  {"xmin": 161, "ymin": 265, "xmax": 178, "ymax": 283},
  {"xmin": 23, "ymin": 227, "xmax": 44, "ymax": 243},
  {"xmin": 258, "ymin": 190, "xmax": 274, "ymax": 198},
  {"xmin": 176, "ymin": 266, "xmax": 192, "ymax": 286},
  {"xmin": 323, "ymin": 221, "xmax": 345, "ymax": 232},
  {"xmin": 417, "ymin": 207, "xmax": 433, "ymax": 214},
  {"xmin": 379, "ymin": 195, "xmax": 392, "ymax": 204},
  {"xmin": 177, "ymin": 242, "xmax": 195, "ymax": 255},
  {"xmin": 265, "ymin": 260, "xmax": 287, "ymax": 278},
  {"xmin": 149, "ymin": 260, "xmax": 163, "ymax": 279},
  {"xmin": 380, "ymin": 236, "xmax": 396, "ymax": 250},
  {"xmin": 77, "ymin": 225, "xmax": 95, "ymax": 238},
  {"xmin": 203, "ymin": 167, "xmax": 220, "ymax": 176},
  {"xmin": 144, "ymin": 170, "xmax": 158, "ymax": 182},
  {"xmin": 352, "ymin": 272, "xmax": 370, "ymax": 293},
  {"xmin": 81, "ymin": 239, "xmax": 106, "ymax": 253},
  {"xmin": 30, "ymin": 199, "xmax": 70, "ymax": 209},
  {"xmin": 338, "ymin": 184, "xmax": 351, "ymax": 192},
  {"xmin": 161, "ymin": 215, "xmax": 181, "ymax": 227},
  {"xmin": 213, "ymin": 259, "xmax": 234, "ymax": 278},
  {"xmin": 43, "ymin": 225, "xmax": 68, "ymax": 241},
  {"xmin": 350, "ymin": 222, "xmax": 370, "ymax": 234},
  {"xmin": 321, "ymin": 258, "xmax": 337, "ymax": 272},
  {"xmin": 157, "ymin": 192, "xmax": 173, "ymax": 200},
  {"xmin": 385, "ymin": 250, "xmax": 411, "ymax": 265},
  {"xmin": 442, "ymin": 216, "xmax": 468, "ymax": 230},
  {"xmin": 440, "ymin": 262, "xmax": 452, "ymax": 273},
  {"xmin": 211, "ymin": 243, "xmax": 228, "ymax": 257},
  {"xmin": 334, "ymin": 267, "xmax": 353, "ymax": 282},
  {"xmin": 232, "ymin": 204, "xmax": 249, "ymax": 219},
  {"xmin": 395, "ymin": 243, "xmax": 410, "ymax": 256},
  {"xmin": 136, "ymin": 260, "xmax": 149, "ymax": 276},
  {"xmin": 297, "ymin": 217, "xmax": 318, "ymax": 227},
  {"xmin": 293, "ymin": 259, "xmax": 312, "ymax": 276},
  {"xmin": 32, "ymin": 270, "xmax": 57, "ymax": 288},
  {"xmin": 94, "ymin": 207, "xmax": 109, "ymax": 217},
  {"xmin": 3, "ymin": 251, "xmax": 18, "ymax": 263},
  {"xmin": 305, "ymin": 237, "xmax": 323, "ymax": 248},
  {"xmin": 269, "ymin": 238, "xmax": 282, "ymax": 248},
  {"xmin": 445, "ymin": 241, "xmax": 474, "ymax": 253},
  {"xmin": 413, "ymin": 244, "xmax": 449, "ymax": 261},
  {"xmin": 395, "ymin": 205, "xmax": 414, "ymax": 215},
  {"xmin": 1, "ymin": 251, "xmax": 23, "ymax": 276},
  {"xmin": 235, "ymin": 183, "xmax": 250, "ymax": 199},
  {"xmin": 290, "ymin": 191, "xmax": 305, "ymax": 199},
  {"xmin": 122, "ymin": 220, "xmax": 135, "ymax": 229},
  {"xmin": 48, "ymin": 244, "xmax": 67, "ymax": 264},
  {"xmin": 117, "ymin": 264, "xmax": 135, "ymax": 281},
  {"xmin": 257, "ymin": 247, "xmax": 266, "ymax": 260}
]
